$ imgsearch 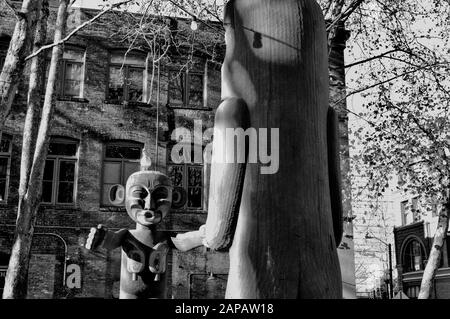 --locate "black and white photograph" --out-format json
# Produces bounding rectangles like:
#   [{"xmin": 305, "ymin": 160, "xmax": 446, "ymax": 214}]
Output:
[{"xmin": 0, "ymin": 0, "xmax": 449, "ymax": 309}]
